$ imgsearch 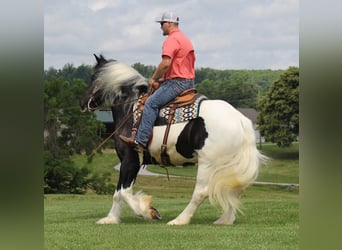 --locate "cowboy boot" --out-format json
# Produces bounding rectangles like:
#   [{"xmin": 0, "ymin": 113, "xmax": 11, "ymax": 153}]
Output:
[
  {"xmin": 119, "ymin": 130, "xmax": 137, "ymax": 147},
  {"xmin": 119, "ymin": 131, "xmax": 146, "ymax": 153}
]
